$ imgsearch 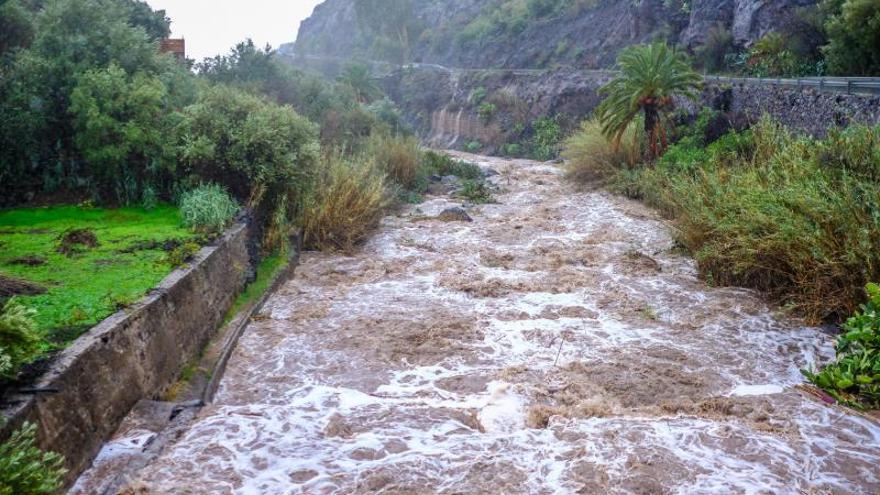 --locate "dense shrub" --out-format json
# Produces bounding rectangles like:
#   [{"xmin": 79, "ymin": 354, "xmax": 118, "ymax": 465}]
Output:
[
  {"xmin": 69, "ymin": 64, "xmax": 179, "ymax": 204},
  {"xmin": 0, "ymin": 422, "xmax": 66, "ymax": 495},
  {"xmin": 562, "ymin": 120, "xmax": 642, "ymax": 184},
  {"xmin": 823, "ymin": 0, "xmax": 880, "ymax": 76},
  {"xmin": 0, "ymin": 299, "xmax": 41, "ymax": 380},
  {"xmin": 298, "ymin": 153, "xmax": 392, "ymax": 251},
  {"xmin": 423, "ymin": 151, "xmax": 484, "ymax": 180},
  {"xmin": 804, "ymin": 283, "xmax": 880, "ymax": 408},
  {"xmin": 530, "ymin": 116, "xmax": 562, "ymax": 161},
  {"xmin": 610, "ymin": 118, "xmax": 880, "ymax": 322},
  {"xmin": 178, "ymin": 85, "xmax": 319, "ymax": 250},
  {"xmin": 179, "ymin": 184, "xmax": 239, "ymax": 234}
]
